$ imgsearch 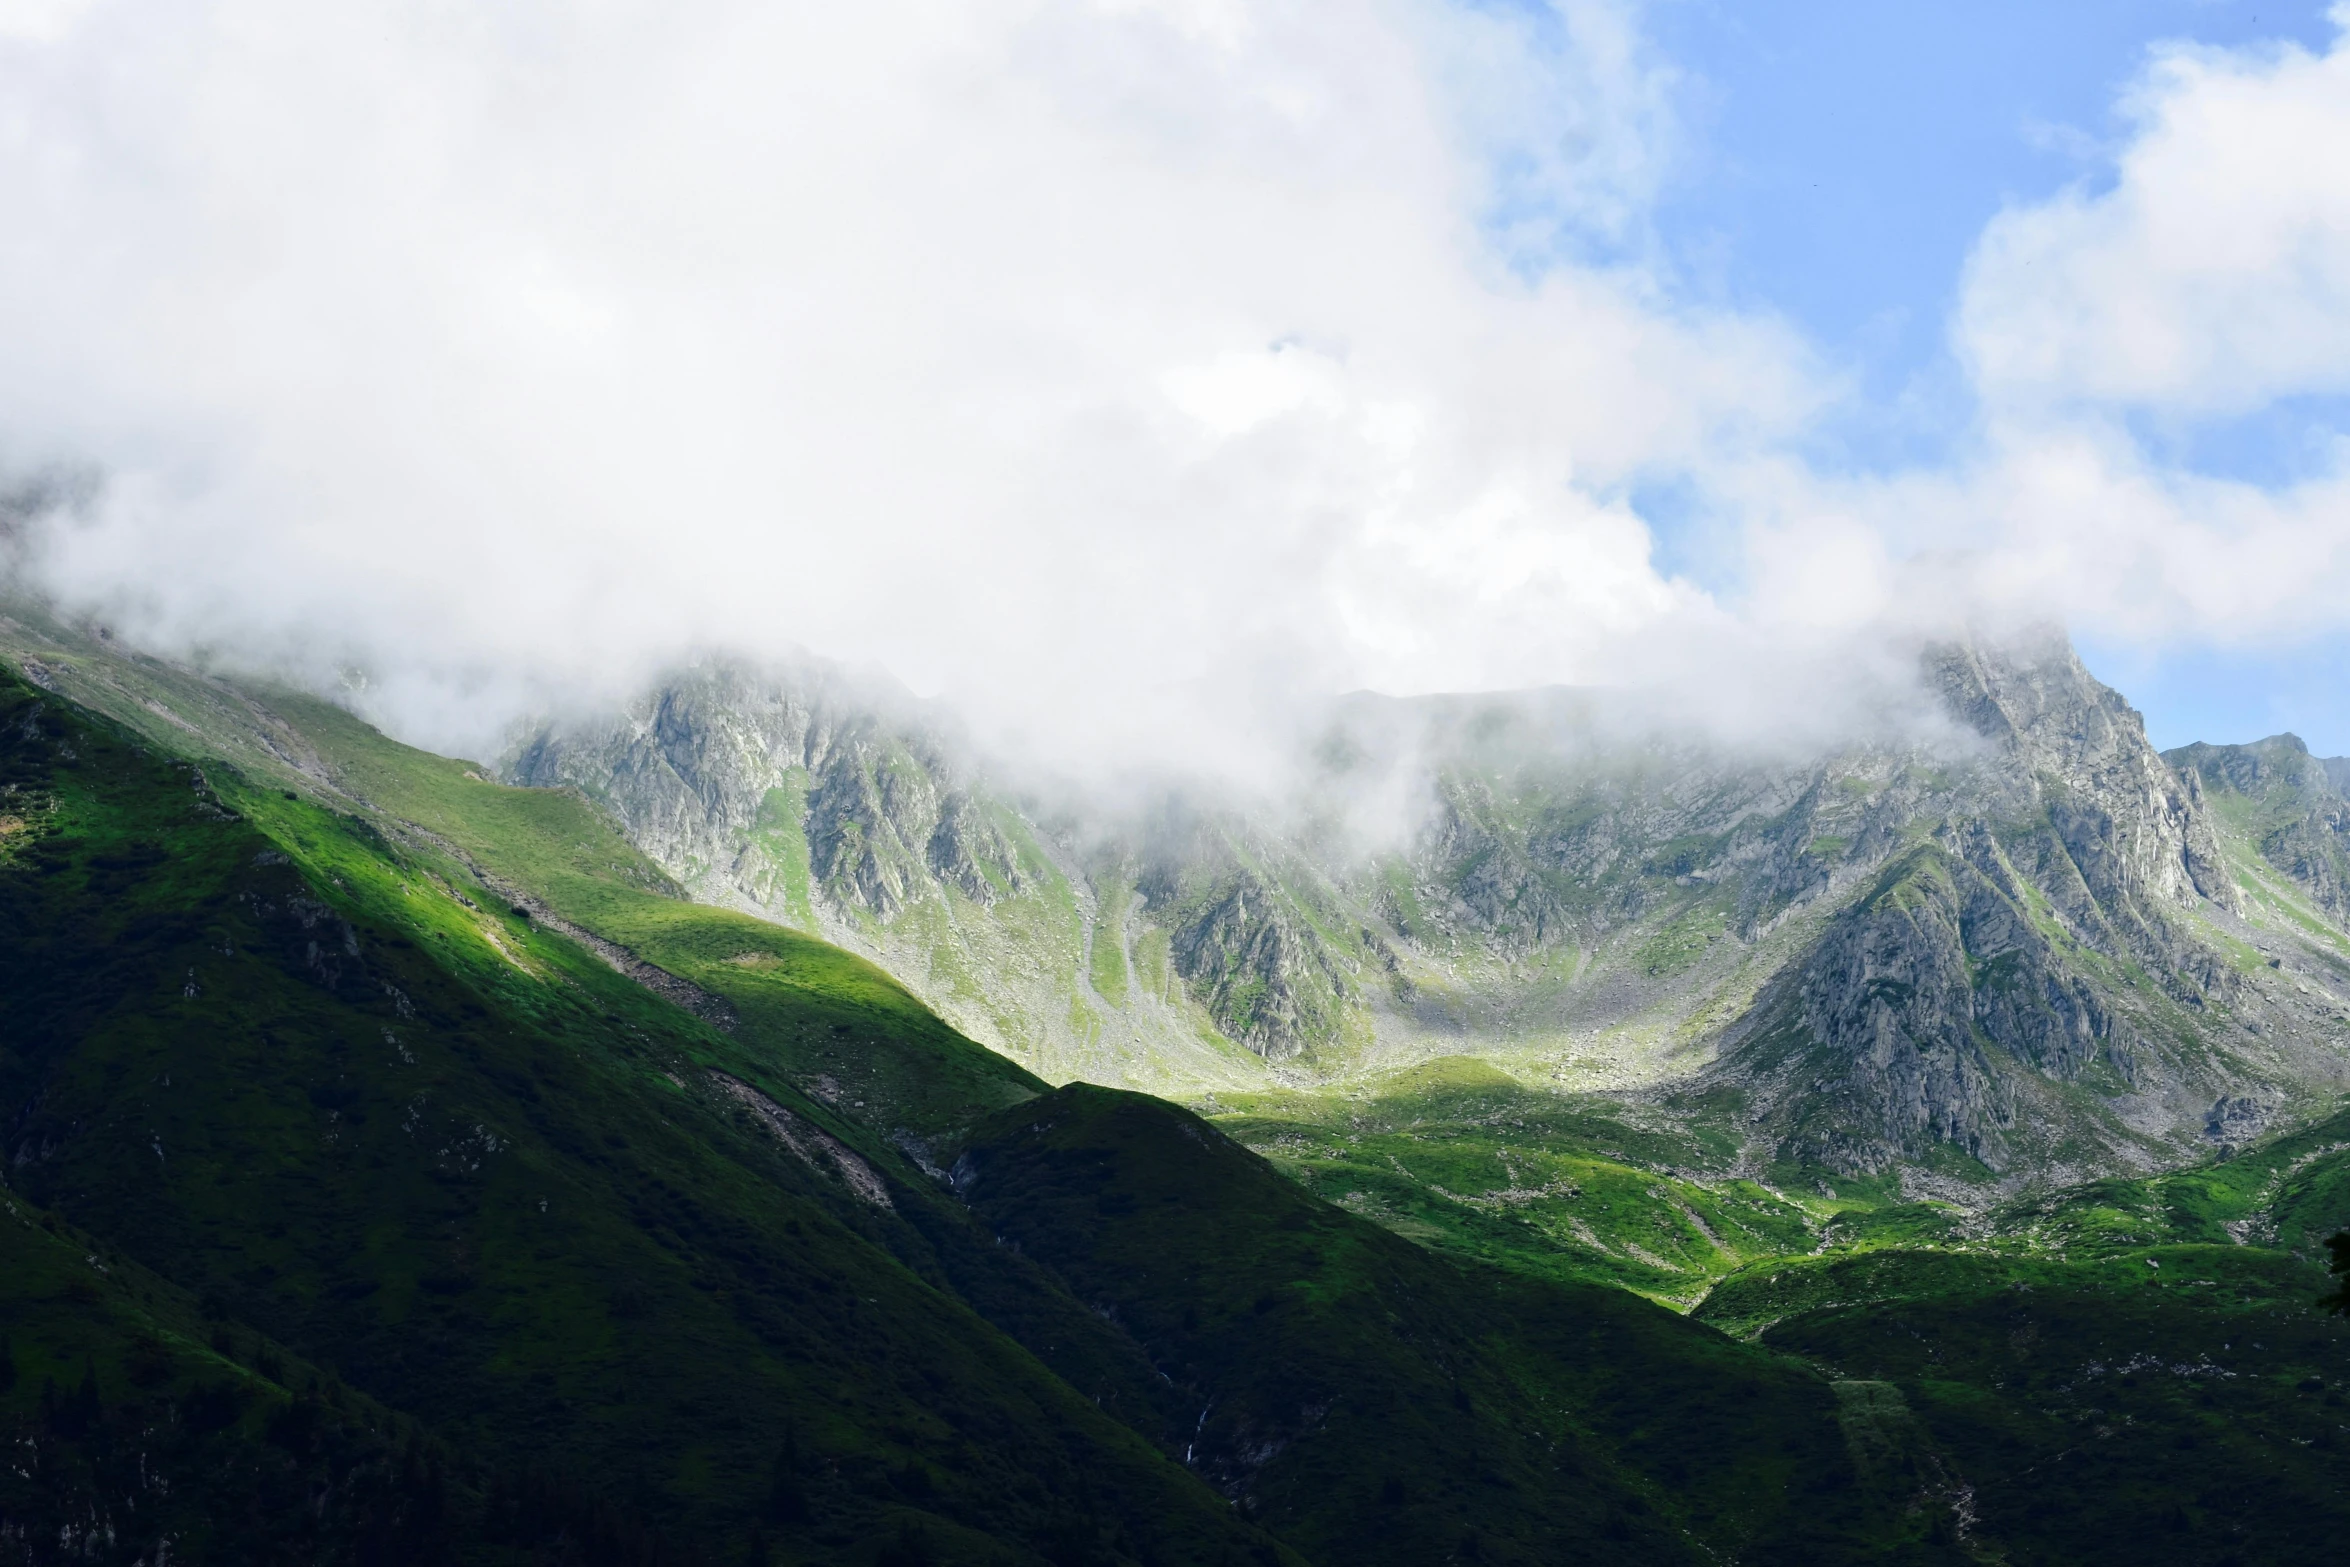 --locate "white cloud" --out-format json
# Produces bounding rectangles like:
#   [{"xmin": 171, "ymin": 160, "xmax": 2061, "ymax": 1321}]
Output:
[
  {"xmin": 0, "ymin": 0, "xmax": 1827, "ymax": 768},
  {"xmin": 0, "ymin": 0, "xmax": 93, "ymax": 41},
  {"xmin": 1160, "ymin": 345, "xmax": 1347, "ymax": 439},
  {"xmin": 1959, "ymin": 13, "xmax": 2350, "ymax": 417},
  {"xmin": 1712, "ymin": 435, "xmax": 2327, "ymax": 647},
  {"xmin": 19, "ymin": 0, "xmax": 2350, "ymax": 774},
  {"xmin": 1800, "ymin": 8, "xmax": 2350, "ymax": 662}
]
